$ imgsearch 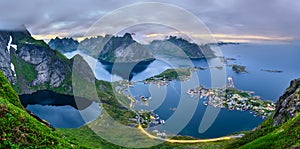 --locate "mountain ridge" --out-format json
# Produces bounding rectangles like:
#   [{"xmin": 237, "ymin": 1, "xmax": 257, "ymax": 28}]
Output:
[
  {"xmin": 49, "ymin": 33, "xmax": 216, "ymax": 63},
  {"xmin": 49, "ymin": 37, "xmax": 79, "ymax": 53}
]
